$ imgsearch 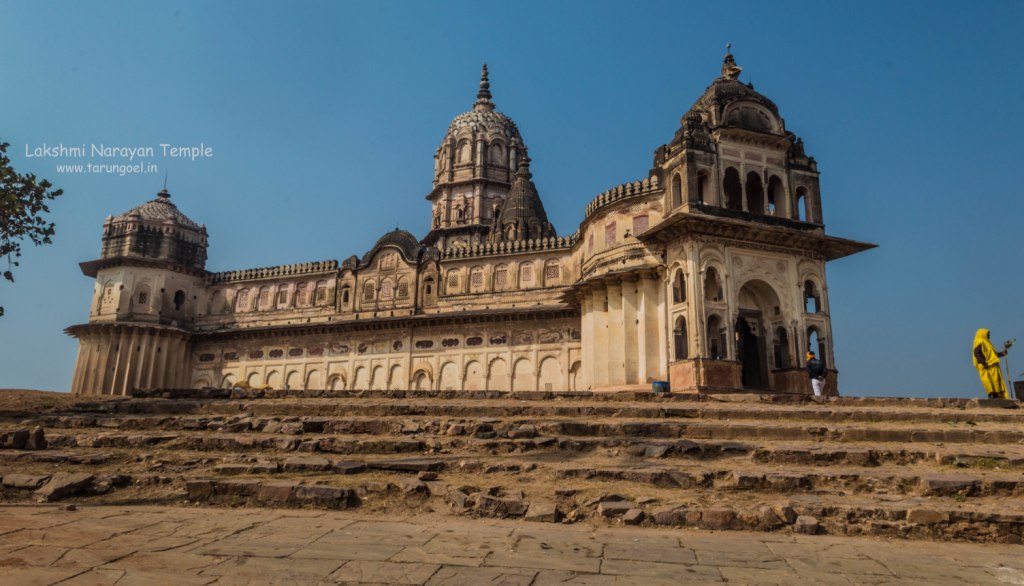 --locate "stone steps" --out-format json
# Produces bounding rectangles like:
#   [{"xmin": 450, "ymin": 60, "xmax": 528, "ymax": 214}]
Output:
[
  {"xmin": 62, "ymin": 395, "xmax": 1024, "ymax": 425},
  {"xmin": 29, "ymin": 413, "xmax": 1024, "ymax": 450},
  {"xmin": 166, "ymin": 474, "xmax": 1024, "ymax": 542},
  {"xmin": 3, "ymin": 390, "xmax": 1024, "ymax": 543}
]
